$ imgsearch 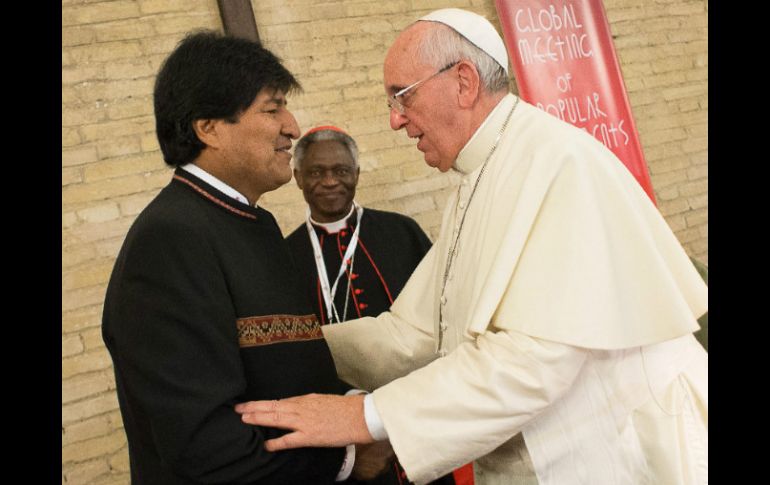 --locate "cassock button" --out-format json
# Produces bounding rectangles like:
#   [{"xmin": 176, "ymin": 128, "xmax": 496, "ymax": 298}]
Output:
[
  {"xmin": 354, "ymin": 288, "xmax": 363, "ymax": 295},
  {"xmin": 350, "ymin": 273, "xmax": 359, "ymax": 280},
  {"xmin": 440, "ymin": 322, "xmax": 448, "ymax": 331},
  {"xmin": 440, "ymin": 295, "xmax": 447, "ymax": 306},
  {"xmin": 340, "ymin": 245, "xmax": 347, "ymax": 250},
  {"xmin": 438, "ymin": 349, "xmax": 447, "ymax": 357},
  {"xmin": 340, "ymin": 230, "xmax": 347, "ymax": 237},
  {"xmin": 358, "ymin": 303, "xmax": 368, "ymax": 310},
  {"xmin": 458, "ymin": 201, "xmax": 466, "ymax": 209}
]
